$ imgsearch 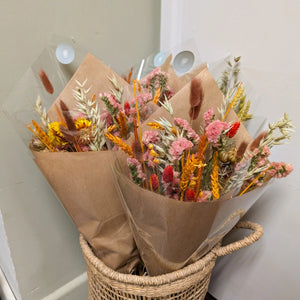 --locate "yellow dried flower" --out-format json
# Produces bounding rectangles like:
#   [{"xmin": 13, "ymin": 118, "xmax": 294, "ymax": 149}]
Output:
[
  {"xmin": 150, "ymin": 149, "xmax": 159, "ymax": 158},
  {"xmin": 75, "ymin": 118, "xmax": 92, "ymax": 130},
  {"xmin": 153, "ymin": 158, "xmax": 160, "ymax": 164},
  {"xmin": 48, "ymin": 121, "xmax": 66, "ymax": 146}
]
